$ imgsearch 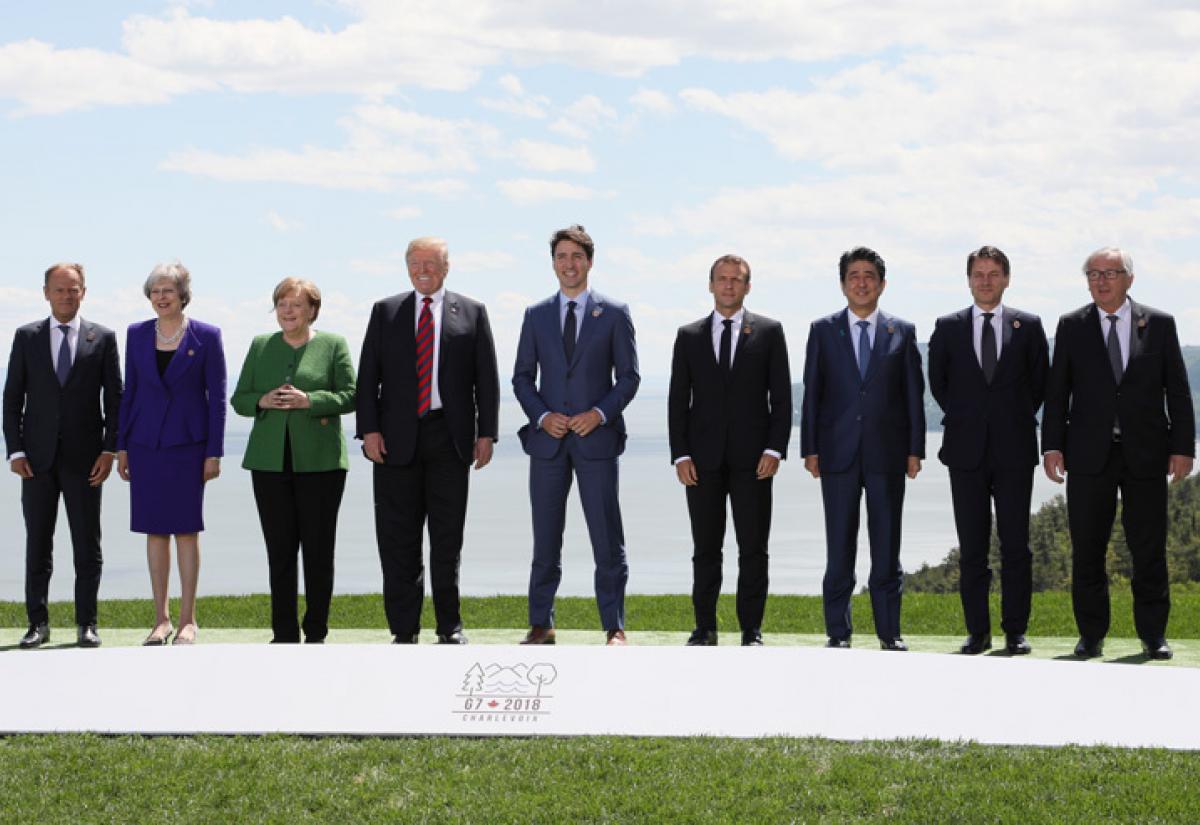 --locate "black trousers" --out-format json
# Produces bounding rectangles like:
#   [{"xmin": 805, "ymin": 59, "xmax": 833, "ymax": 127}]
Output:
[
  {"xmin": 251, "ymin": 466, "xmax": 347, "ymax": 642},
  {"xmin": 685, "ymin": 463, "xmax": 772, "ymax": 632},
  {"xmin": 949, "ymin": 457, "xmax": 1034, "ymax": 637},
  {"xmin": 1067, "ymin": 443, "xmax": 1169, "ymax": 642},
  {"xmin": 22, "ymin": 455, "xmax": 103, "ymax": 626},
  {"xmin": 374, "ymin": 414, "xmax": 469, "ymax": 637}
]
